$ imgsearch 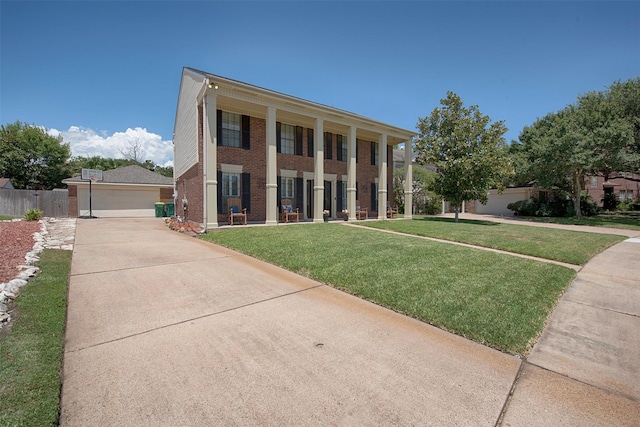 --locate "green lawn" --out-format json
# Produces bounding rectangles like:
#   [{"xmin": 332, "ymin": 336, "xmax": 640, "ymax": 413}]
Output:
[
  {"xmin": 0, "ymin": 249, "xmax": 71, "ymax": 427},
  {"xmin": 517, "ymin": 215, "xmax": 640, "ymax": 231},
  {"xmin": 0, "ymin": 215, "xmax": 15, "ymax": 221},
  {"xmin": 201, "ymin": 224, "xmax": 576, "ymax": 355},
  {"xmin": 359, "ymin": 217, "xmax": 624, "ymax": 265}
]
